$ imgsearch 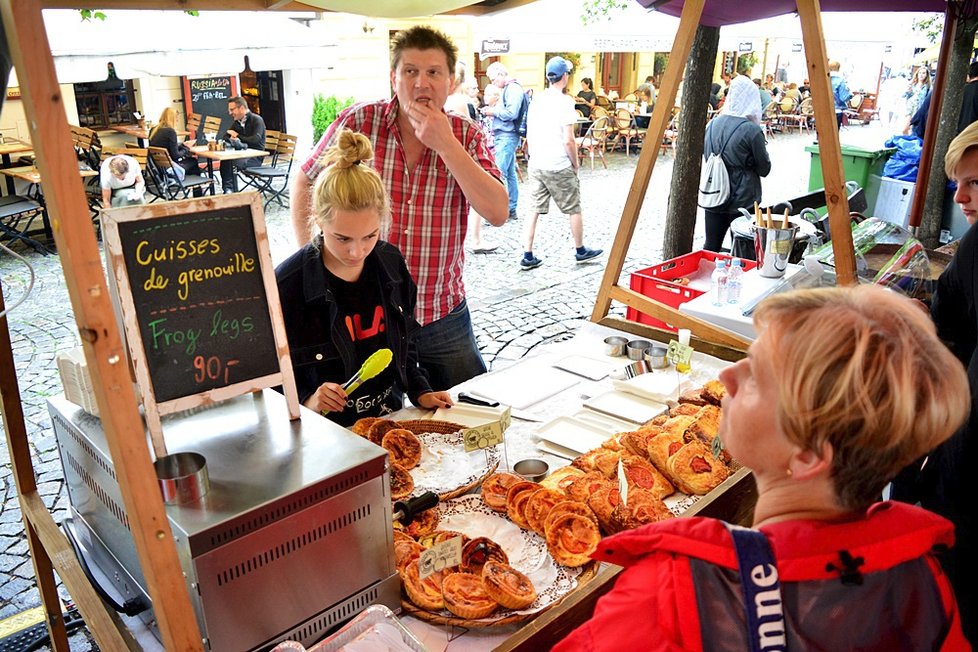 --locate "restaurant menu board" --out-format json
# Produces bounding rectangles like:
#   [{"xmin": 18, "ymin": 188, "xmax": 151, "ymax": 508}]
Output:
[
  {"xmin": 182, "ymin": 75, "xmax": 238, "ymax": 141},
  {"xmin": 101, "ymin": 196, "xmax": 298, "ymax": 436}
]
